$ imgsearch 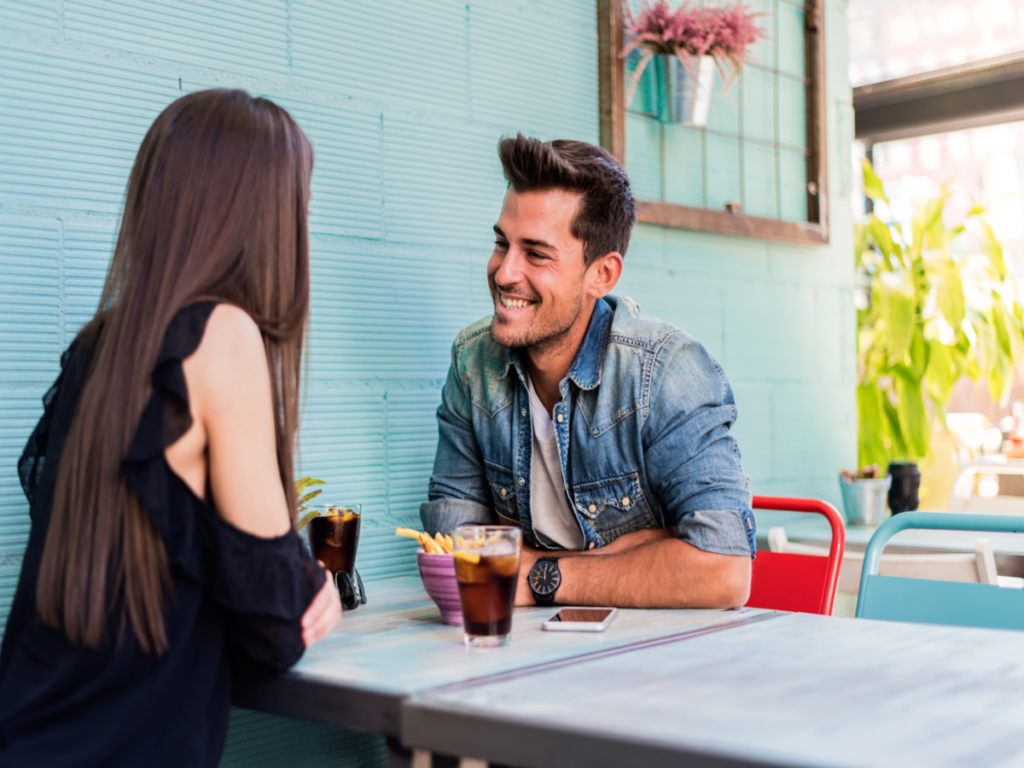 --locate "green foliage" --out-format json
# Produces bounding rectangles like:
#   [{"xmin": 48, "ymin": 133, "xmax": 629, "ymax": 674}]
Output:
[
  {"xmin": 856, "ymin": 159, "xmax": 1024, "ymax": 468},
  {"xmin": 294, "ymin": 476, "xmax": 326, "ymax": 532}
]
